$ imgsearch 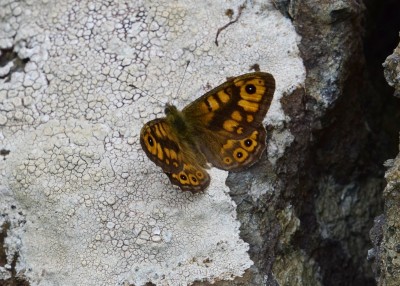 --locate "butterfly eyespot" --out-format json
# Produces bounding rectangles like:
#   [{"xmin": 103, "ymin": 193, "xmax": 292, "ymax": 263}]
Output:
[
  {"xmin": 224, "ymin": 157, "xmax": 232, "ymax": 164},
  {"xmin": 191, "ymin": 176, "xmax": 197, "ymax": 183},
  {"xmin": 180, "ymin": 174, "xmax": 188, "ymax": 181},
  {"xmin": 245, "ymin": 84, "xmax": 256, "ymax": 94},
  {"xmin": 233, "ymin": 148, "xmax": 248, "ymax": 162},
  {"xmin": 196, "ymin": 171, "xmax": 204, "ymax": 178},
  {"xmin": 147, "ymin": 135, "xmax": 154, "ymax": 147},
  {"xmin": 244, "ymin": 139, "xmax": 253, "ymax": 147}
]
